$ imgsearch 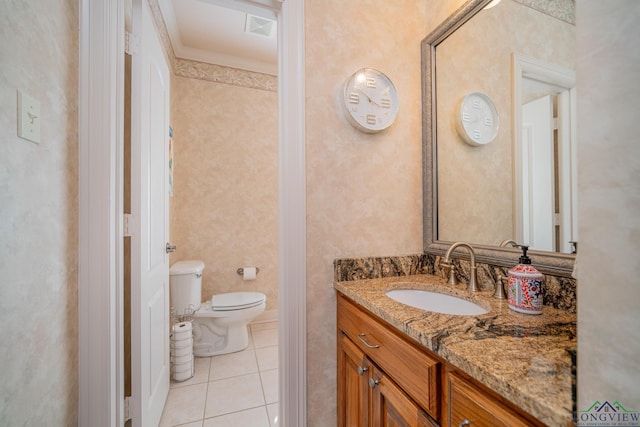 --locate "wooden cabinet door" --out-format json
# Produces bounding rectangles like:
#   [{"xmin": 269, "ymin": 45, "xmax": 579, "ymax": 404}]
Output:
[
  {"xmin": 338, "ymin": 295, "xmax": 441, "ymax": 420},
  {"xmin": 446, "ymin": 371, "xmax": 541, "ymax": 427},
  {"xmin": 338, "ymin": 333, "xmax": 372, "ymax": 427},
  {"xmin": 372, "ymin": 366, "xmax": 437, "ymax": 427}
]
